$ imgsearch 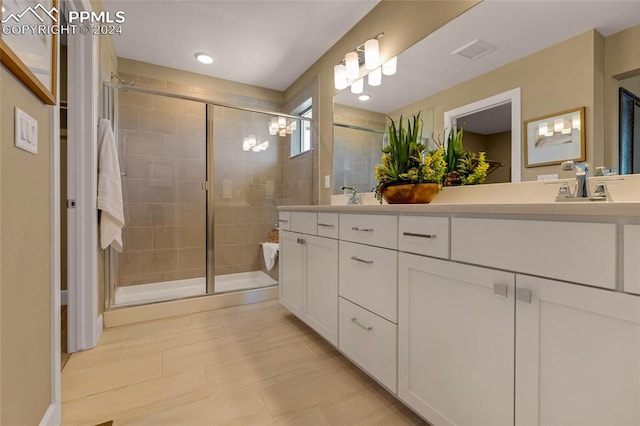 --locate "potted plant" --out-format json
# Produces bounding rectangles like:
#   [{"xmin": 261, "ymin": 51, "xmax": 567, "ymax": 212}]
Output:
[
  {"xmin": 441, "ymin": 126, "xmax": 489, "ymax": 186},
  {"xmin": 374, "ymin": 112, "xmax": 446, "ymax": 204}
]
